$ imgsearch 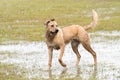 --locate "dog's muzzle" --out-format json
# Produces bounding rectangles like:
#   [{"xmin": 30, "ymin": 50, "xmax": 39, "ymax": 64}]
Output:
[
  {"xmin": 50, "ymin": 29, "xmax": 59, "ymax": 35},
  {"xmin": 55, "ymin": 29, "xmax": 59, "ymax": 33}
]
